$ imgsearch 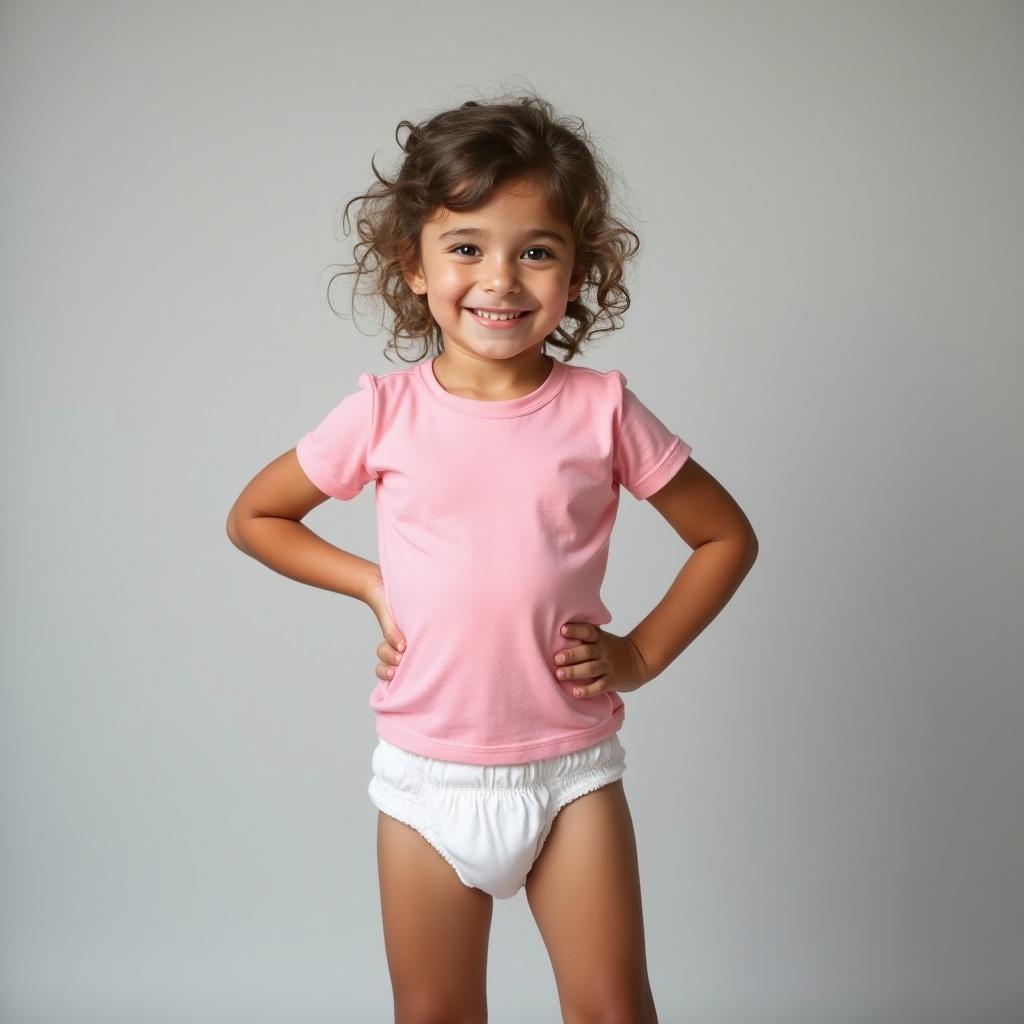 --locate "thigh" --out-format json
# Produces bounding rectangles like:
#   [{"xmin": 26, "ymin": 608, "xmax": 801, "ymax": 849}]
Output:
[
  {"xmin": 376, "ymin": 810, "xmax": 493, "ymax": 1022},
  {"xmin": 524, "ymin": 780, "xmax": 658, "ymax": 1024}
]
